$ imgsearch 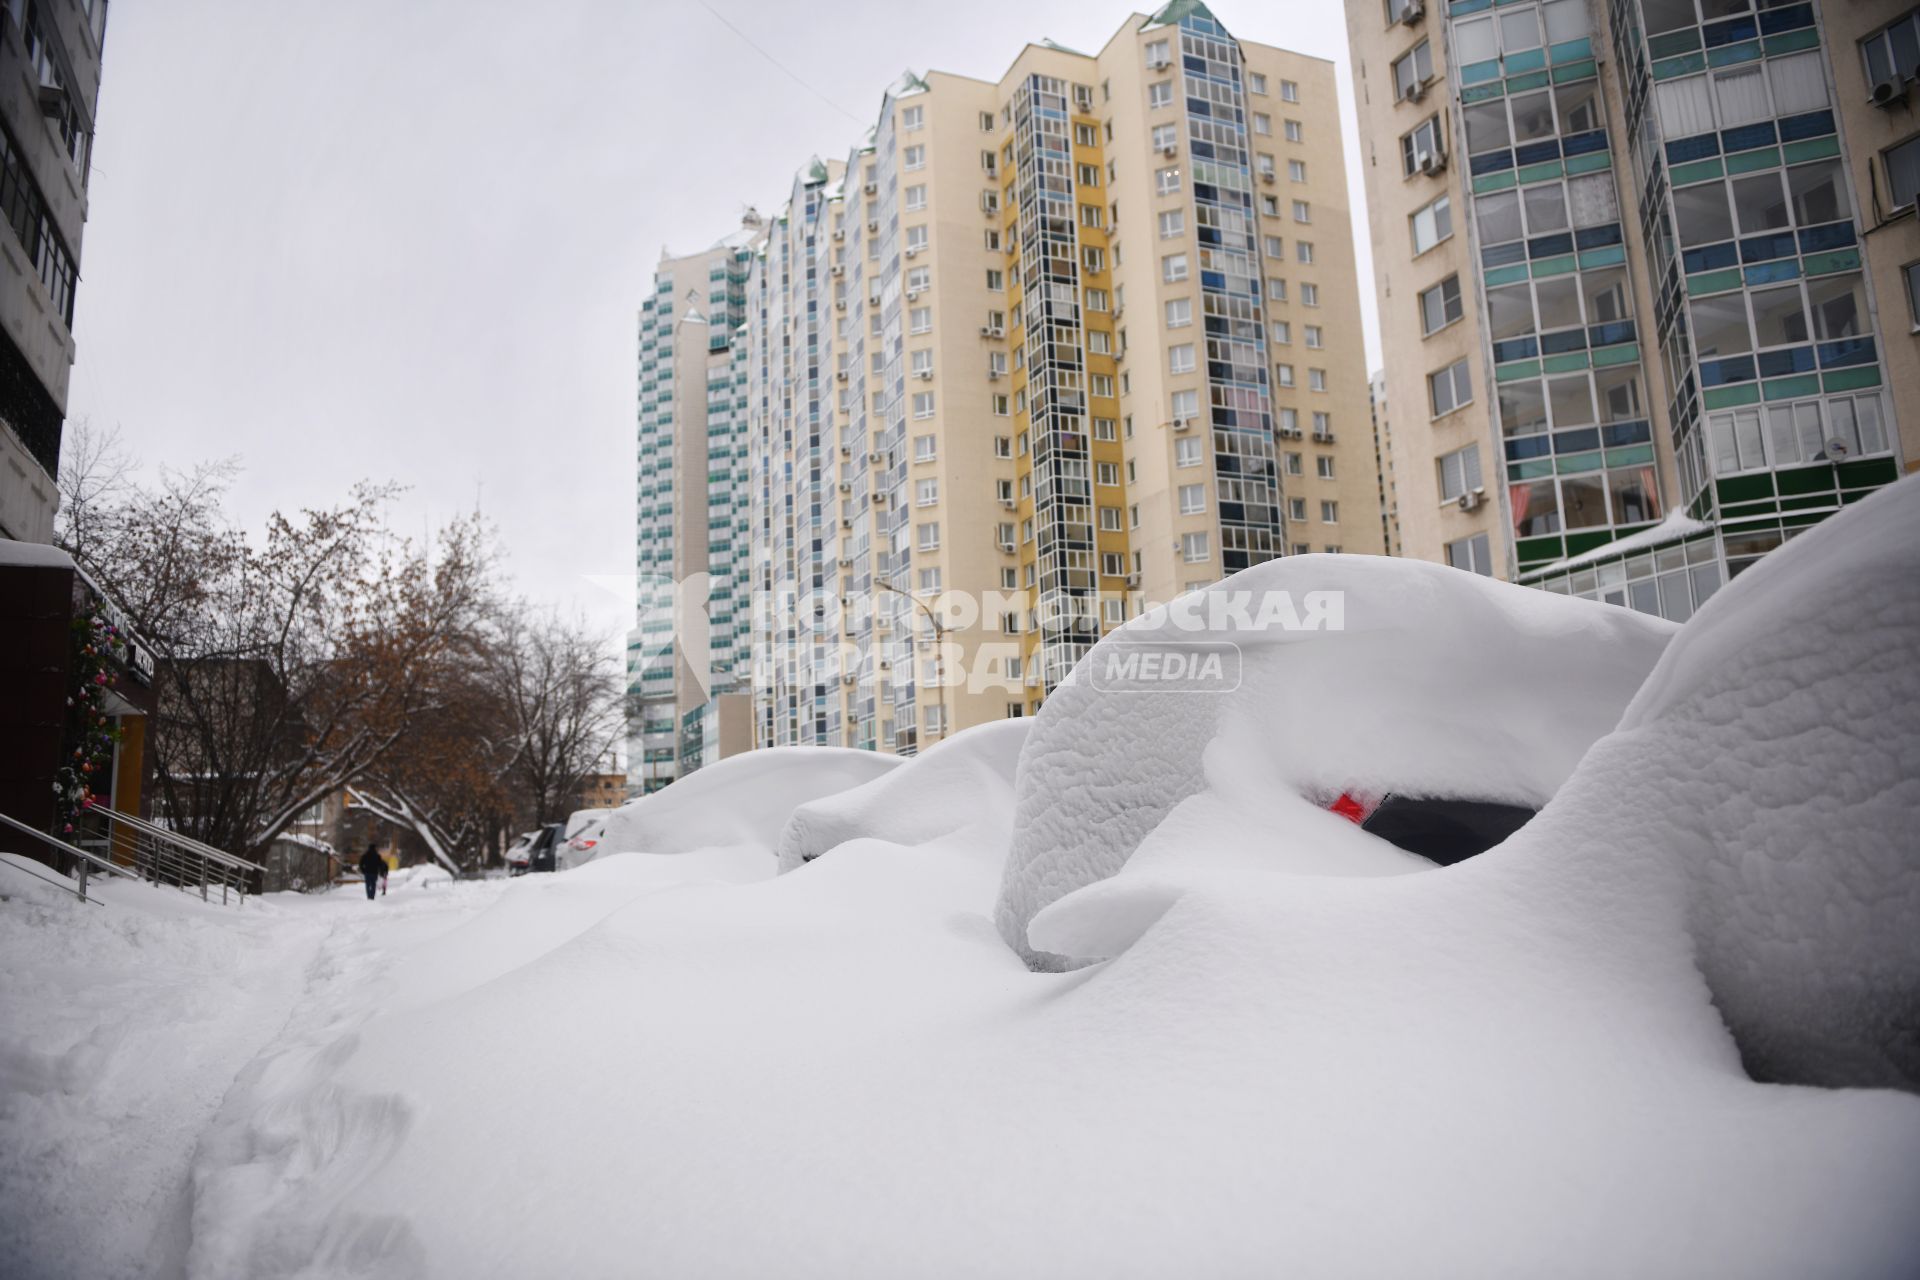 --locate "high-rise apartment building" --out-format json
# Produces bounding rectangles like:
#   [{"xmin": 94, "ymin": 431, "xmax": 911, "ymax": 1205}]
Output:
[
  {"xmin": 628, "ymin": 218, "xmax": 762, "ymax": 794},
  {"xmin": 1349, "ymin": 0, "xmax": 1916, "ymax": 615},
  {"xmin": 733, "ymin": 4, "xmax": 1383, "ymax": 762},
  {"xmin": 0, "ymin": 0, "xmax": 108, "ymax": 544}
]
